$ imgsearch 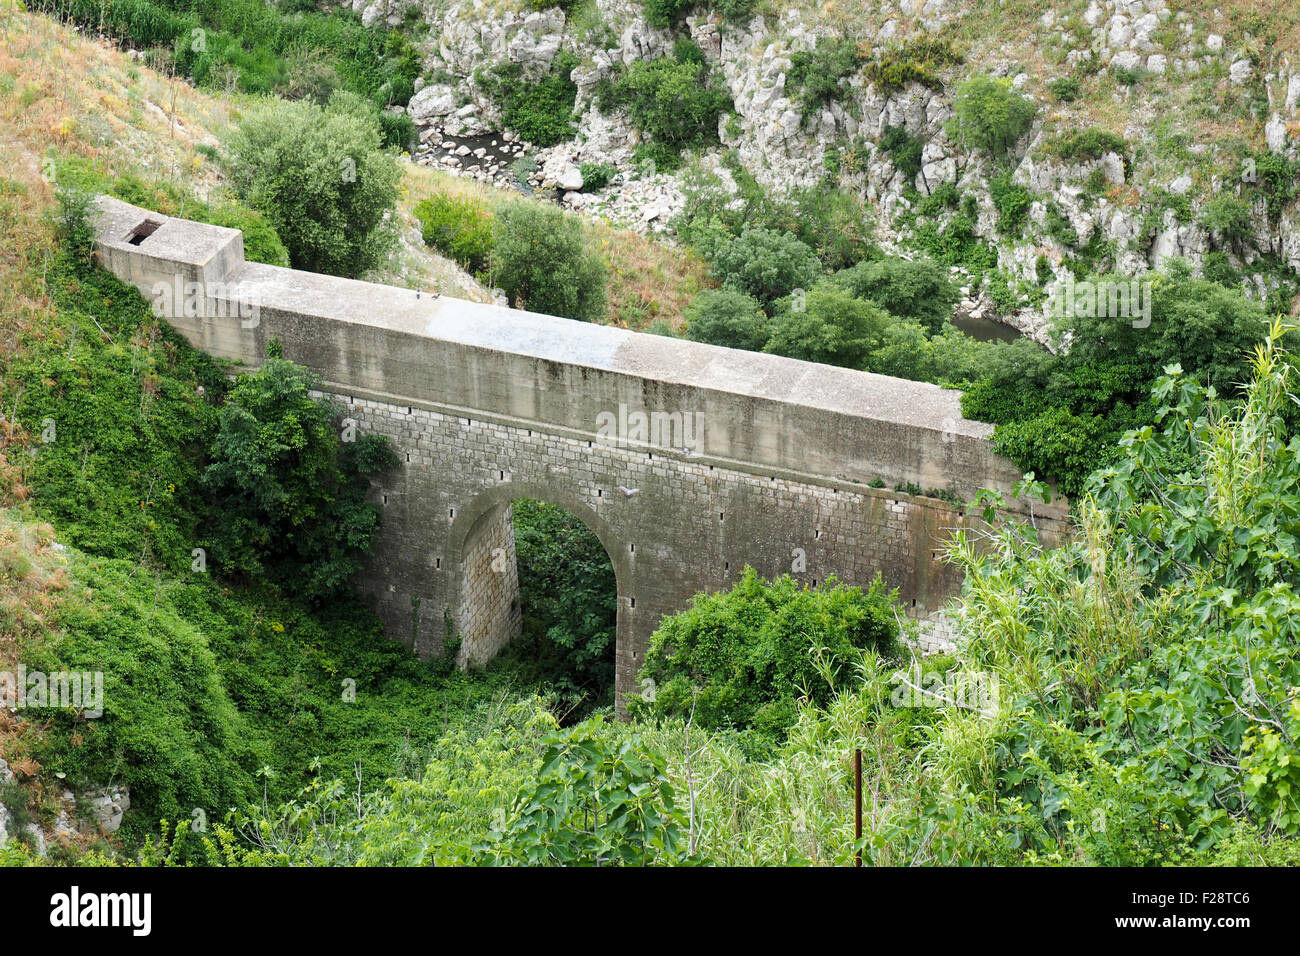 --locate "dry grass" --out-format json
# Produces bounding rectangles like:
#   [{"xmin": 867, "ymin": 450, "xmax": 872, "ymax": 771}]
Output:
[
  {"xmin": 0, "ymin": 510, "xmax": 66, "ymax": 669},
  {"xmin": 0, "ymin": 8, "xmax": 235, "ymax": 353}
]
